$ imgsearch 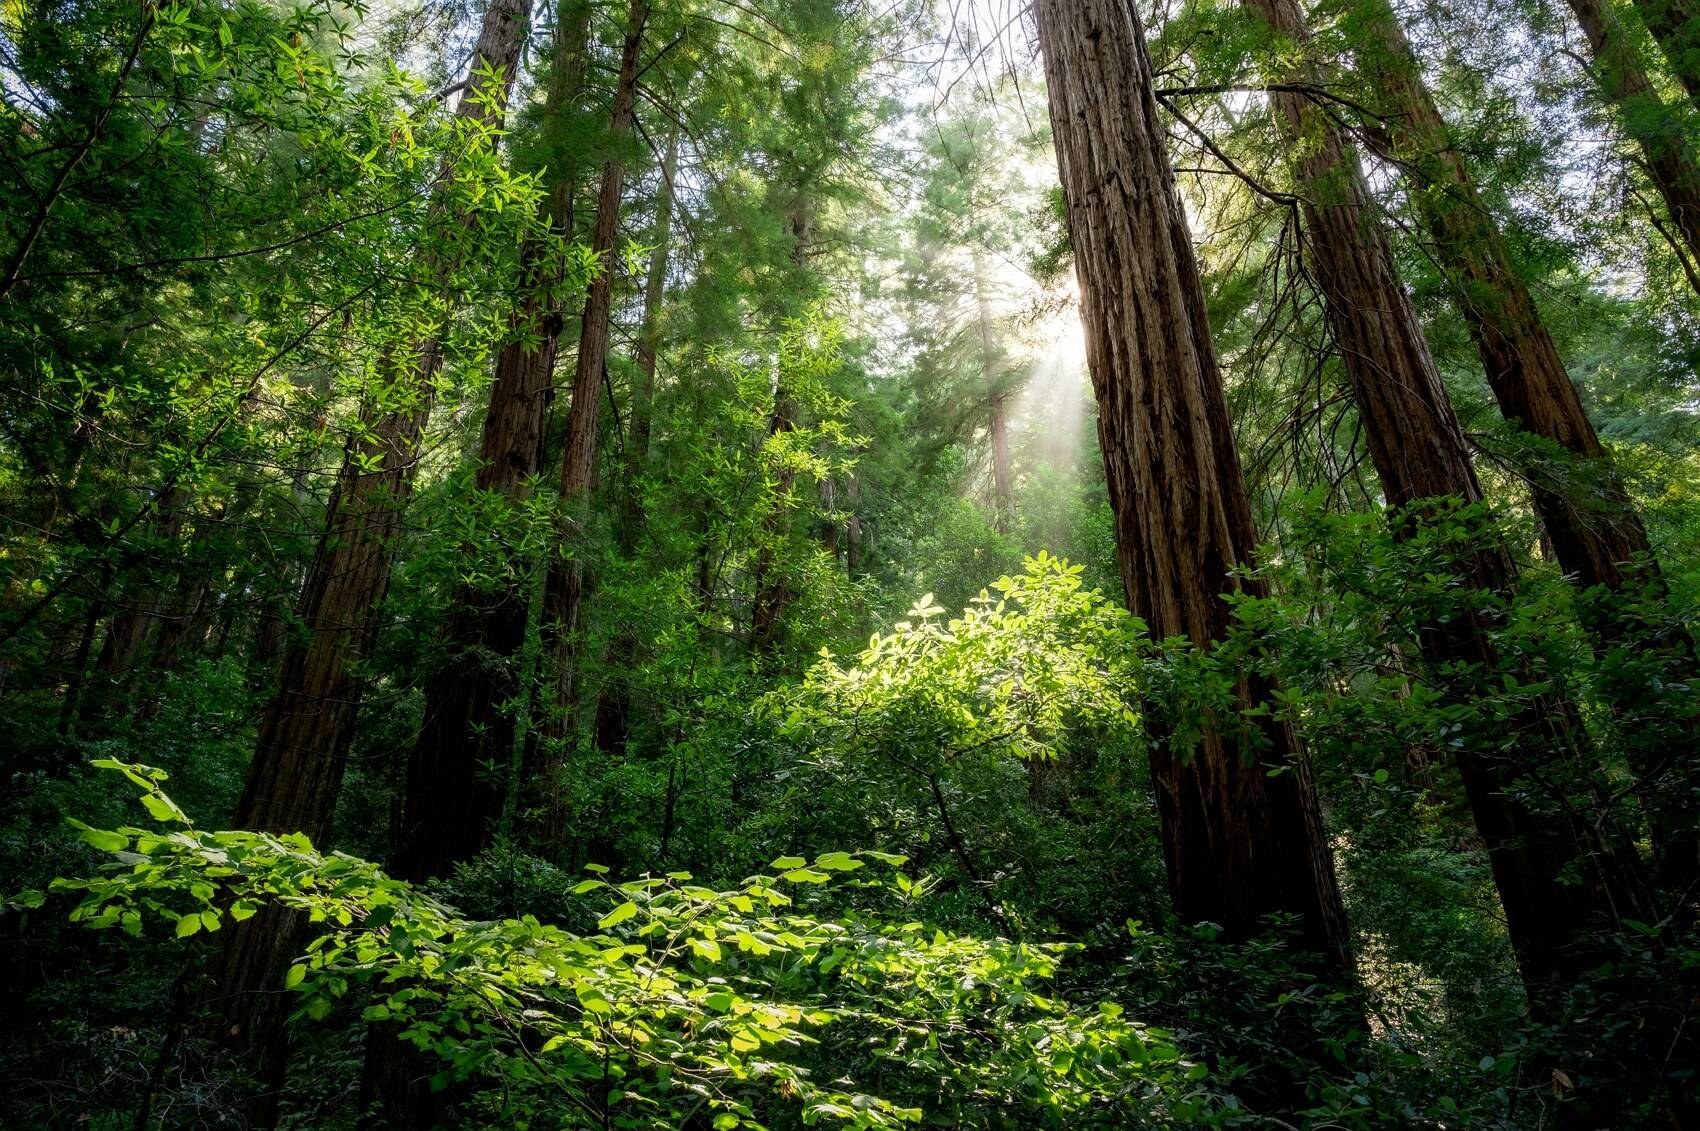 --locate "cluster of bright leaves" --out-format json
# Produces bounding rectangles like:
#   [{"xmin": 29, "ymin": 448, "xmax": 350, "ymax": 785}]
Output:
[{"xmin": 11, "ymin": 760, "xmax": 1226, "ymax": 1129}]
